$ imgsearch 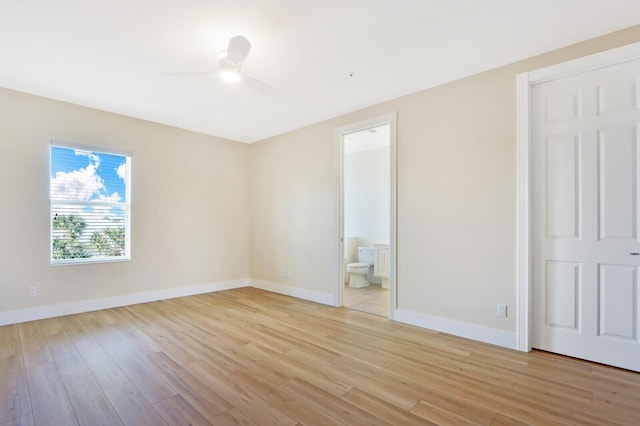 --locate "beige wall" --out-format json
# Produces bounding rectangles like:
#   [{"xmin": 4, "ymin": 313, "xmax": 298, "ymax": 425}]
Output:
[
  {"xmin": 249, "ymin": 126, "xmax": 337, "ymax": 292},
  {"xmin": 0, "ymin": 88, "xmax": 250, "ymax": 312},
  {"xmin": 249, "ymin": 25, "xmax": 640, "ymax": 333}
]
